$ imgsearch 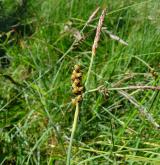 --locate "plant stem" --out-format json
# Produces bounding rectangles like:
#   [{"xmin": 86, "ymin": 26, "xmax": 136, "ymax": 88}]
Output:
[
  {"xmin": 118, "ymin": 90, "xmax": 160, "ymax": 129},
  {"xmin": 108, "ymin": 86, "xmax": 160, "ymax": 91},
  {"xmin": 85, "ymin": 52, "xmax": 94, "ymax": 88},
  {"xmin": 66, "ymin": 103, "xmax": 79, "ymax": 165}
]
